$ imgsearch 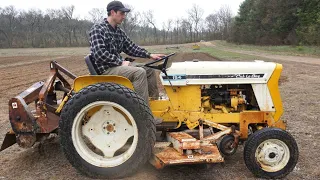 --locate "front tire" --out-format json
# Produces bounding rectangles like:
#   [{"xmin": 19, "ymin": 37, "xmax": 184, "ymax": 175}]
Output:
[
  {"xmin": 59, "ymin": 83, "xmax": 156, "ymax": 178},
  {"xmin": 244, "ymin": 128, "xmax": 298, "ymax": 179}
]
